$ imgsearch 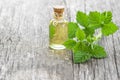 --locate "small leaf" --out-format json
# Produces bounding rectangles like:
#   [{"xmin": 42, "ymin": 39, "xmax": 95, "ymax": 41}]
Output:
[
  {"xmin": 73, "ymin": 42, "xmax": 90, "ymax": 53},
  {"xmin": 102, "ymin": 22, "xmax": 118, "ymax": 36},
  {"xmin": 101, "ymin": 11, "xmax": 112, "ymax": 24},
  {"xmin": 88, "ymin": 11, "xmax": 101, "ymax": 28},
  {"xmin": 76, "ymin": 28, "xmax": 86, "ymax": 40},
  {"xmin": 91, "ymin": 45, "xmax": 107, "ymax": 58},
  {"xmin": 74, "ymin": 51, "xmax": 91, "ymax": 63},
  {"xmin": 83, "ymin": 27, "xmax": 95, "ymax": 36},
  {"xmin": 76, "ymin": 11, "xmax": 89, "ymax": 27},
  {"xmin": 68, "ymin": 22, "xmax": 79, "ymax": 39},
  {"xmin": 63, "ymin": 39, "xmax": 76, "ymax": 50}
]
